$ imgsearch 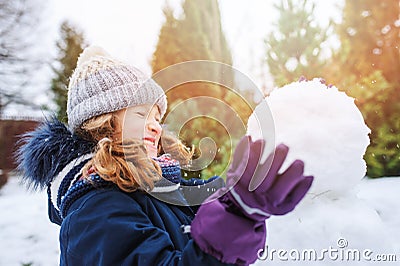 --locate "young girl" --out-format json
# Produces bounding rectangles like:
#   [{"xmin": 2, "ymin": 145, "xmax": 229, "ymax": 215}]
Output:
[{"xmin": 18, "ymin": 46, "xmax": 313, "ymax": 265}]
